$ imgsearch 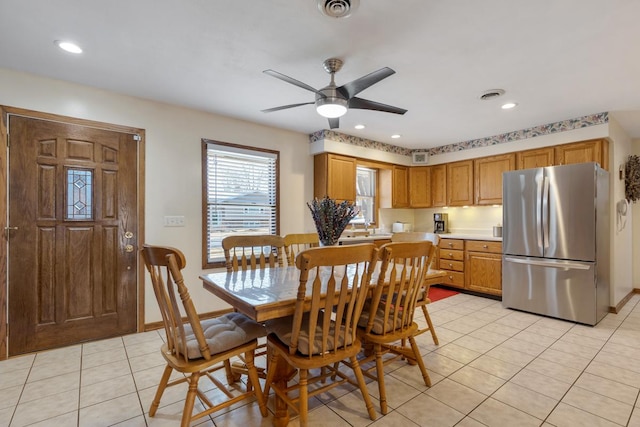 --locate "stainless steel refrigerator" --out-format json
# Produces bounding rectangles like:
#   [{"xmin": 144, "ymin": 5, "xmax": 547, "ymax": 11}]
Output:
[{"xmin": 502, "ymin": 162, "xmax": 610, "ymax": 325}]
